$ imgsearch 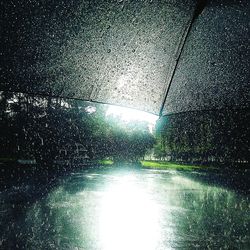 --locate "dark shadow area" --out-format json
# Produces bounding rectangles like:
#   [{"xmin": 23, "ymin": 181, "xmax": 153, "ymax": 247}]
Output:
[
  {"xmin": 182, "ymin": 168, "xmax": 250, "ymax": 195},
  {"xmin": 156, "ymin": 108, "xmax": 250, "ymax": 167}
]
